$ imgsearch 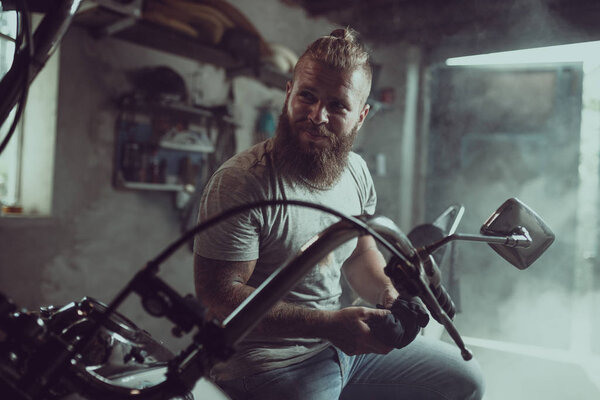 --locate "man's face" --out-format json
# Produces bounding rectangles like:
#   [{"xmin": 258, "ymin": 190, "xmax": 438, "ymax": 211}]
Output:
[
  {"xmin": 274, "ymin": 59, "xmax": 371, "ymax": 188},
  {"xmin": 285, "ymin": 59, "xmax": 370, "ymax": 152}
]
